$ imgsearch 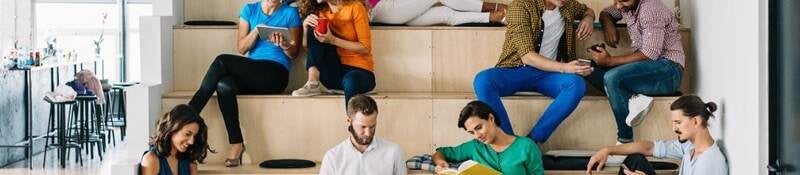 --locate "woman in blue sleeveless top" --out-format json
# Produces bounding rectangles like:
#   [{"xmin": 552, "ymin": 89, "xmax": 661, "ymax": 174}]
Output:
[
  {"xmin": 186, "ymin": 0, "xmax": 302, "ymax": 167},
  {"xmin": 140, "ymin": 104, "xmax": 212, "ymax": 175}
]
